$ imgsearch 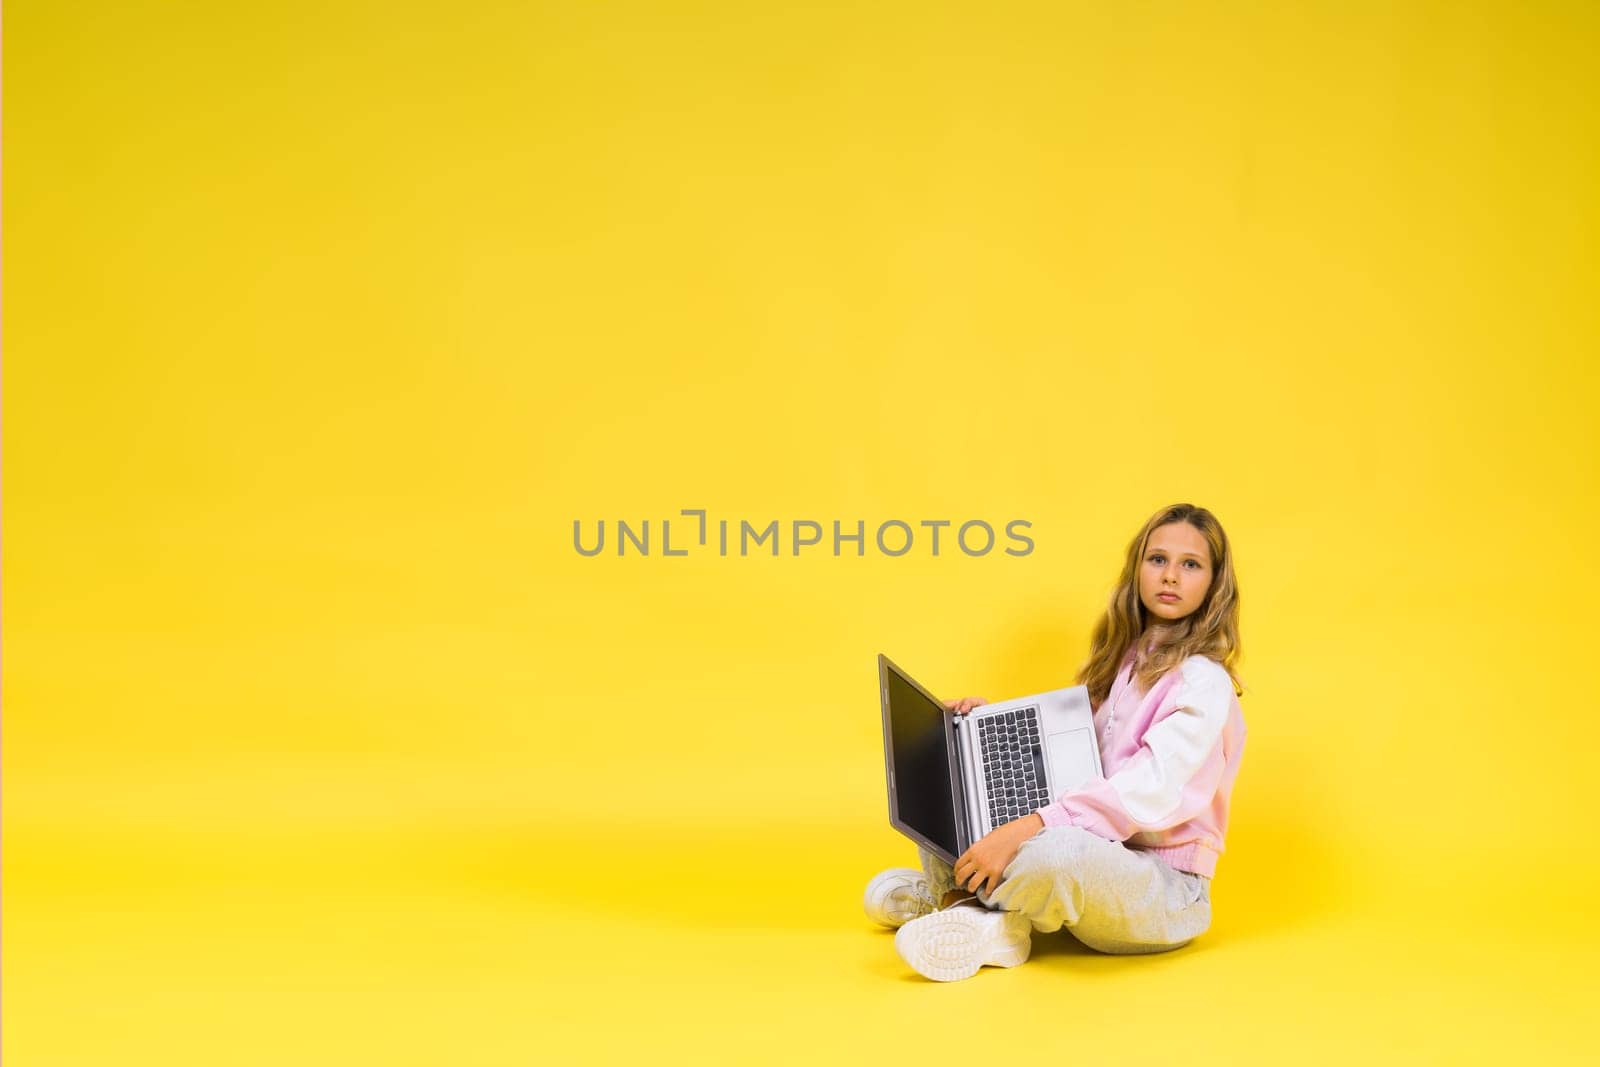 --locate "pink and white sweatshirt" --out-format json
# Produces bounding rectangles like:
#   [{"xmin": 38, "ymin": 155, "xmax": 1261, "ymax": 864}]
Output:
[{"xmin": 1034, "ymin": 643, "xmax": 1247, "ymax": 878}]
